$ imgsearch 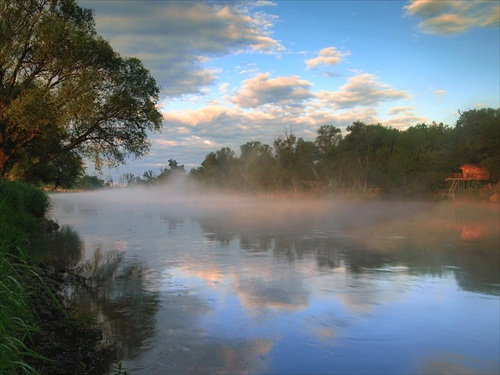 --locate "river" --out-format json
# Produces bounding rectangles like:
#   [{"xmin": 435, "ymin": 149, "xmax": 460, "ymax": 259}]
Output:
[{"xmin": 36, "ymin": 189, "xmax": 499, "ymax": 374}]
